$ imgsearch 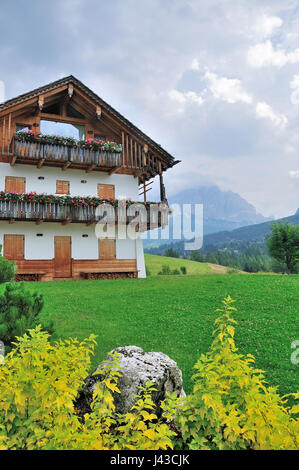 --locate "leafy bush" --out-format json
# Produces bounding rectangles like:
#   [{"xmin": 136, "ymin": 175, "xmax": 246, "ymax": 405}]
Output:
[
  {"xmin": 0, "ymin": 245, "xmax": 16, "ymax": 284},
  {"xmin": 171, "ymin": 269, "xmax": 180, "ymax": 275},
  {"xmin": 0, "ymin": 283, "xmax": 51, "ymax": 350},
  {"xmin": 180, "ymin": 266, "xmax": 187, "ymax": 275},
  {"xmin": 0, "ymin": 327, "xmax": 180, "ymax": 450},
  {"xmin": 176, "ymin": 296, "xmax": 299, "ymax": 450},
  {"xmin": 158, "ymin": 265, "xmax": 171, "ymax": 275},
  {"xmin": 145, "ymin": 266, "xmax": 151, "ymax": 277}
]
